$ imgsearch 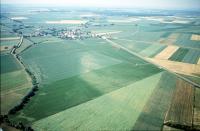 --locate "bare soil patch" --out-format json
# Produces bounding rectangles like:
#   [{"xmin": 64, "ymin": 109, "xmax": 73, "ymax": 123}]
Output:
[
  {"xmin": 191, "ymin": 34, "xmax": 200, "ymax": 41},
  {"xmin": 147, "ymin": 58, "xmax": 200, "ymax": 76},
  {"xmin": 0, "ymin": 46, "xmax": 13, "ymax": 52},
  {"xmin": 154, "ymin": 45, "xmax": 179, "ymax": 60}
]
